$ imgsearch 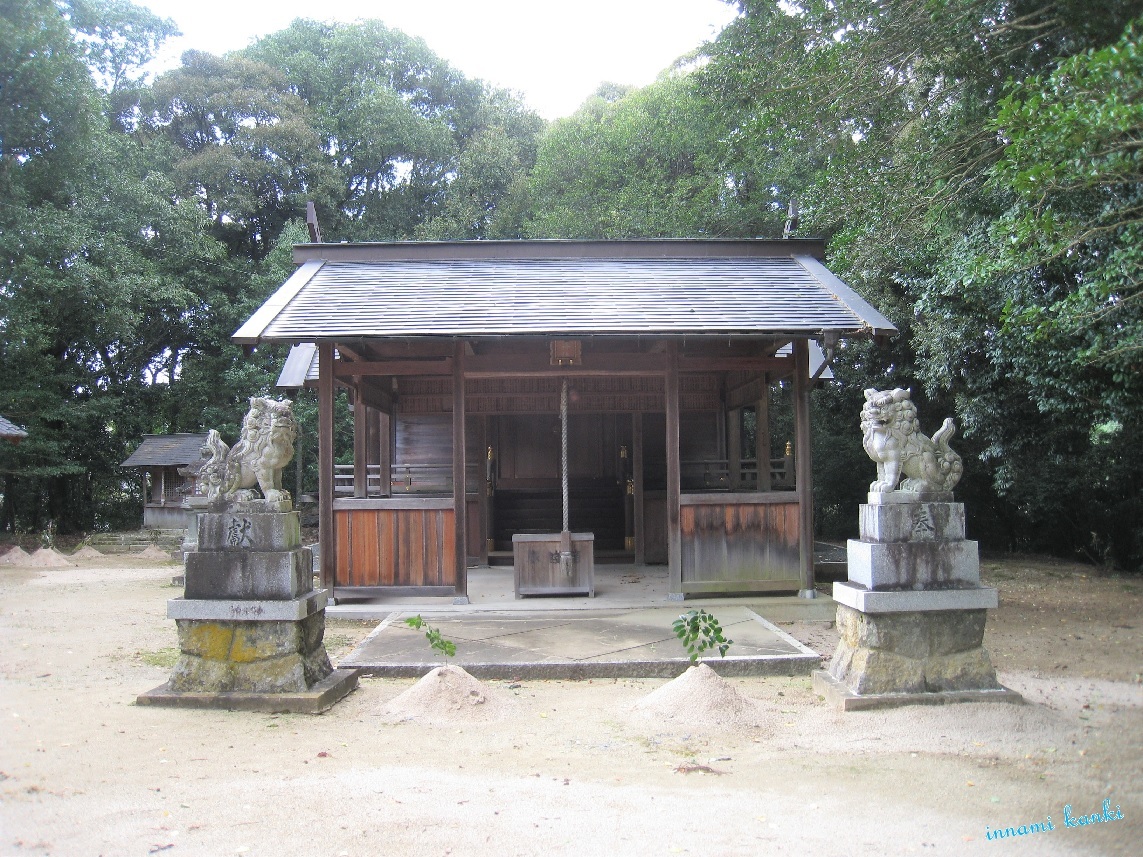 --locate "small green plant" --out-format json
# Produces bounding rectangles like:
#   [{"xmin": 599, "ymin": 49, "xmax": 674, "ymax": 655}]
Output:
[
  {"xmin": 405, "ymin": 615, "xmax": 456, "ymax": 658},
  {"xmin": 673, "ymin": 609, "xmax": 732, "ymax": 664}
]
